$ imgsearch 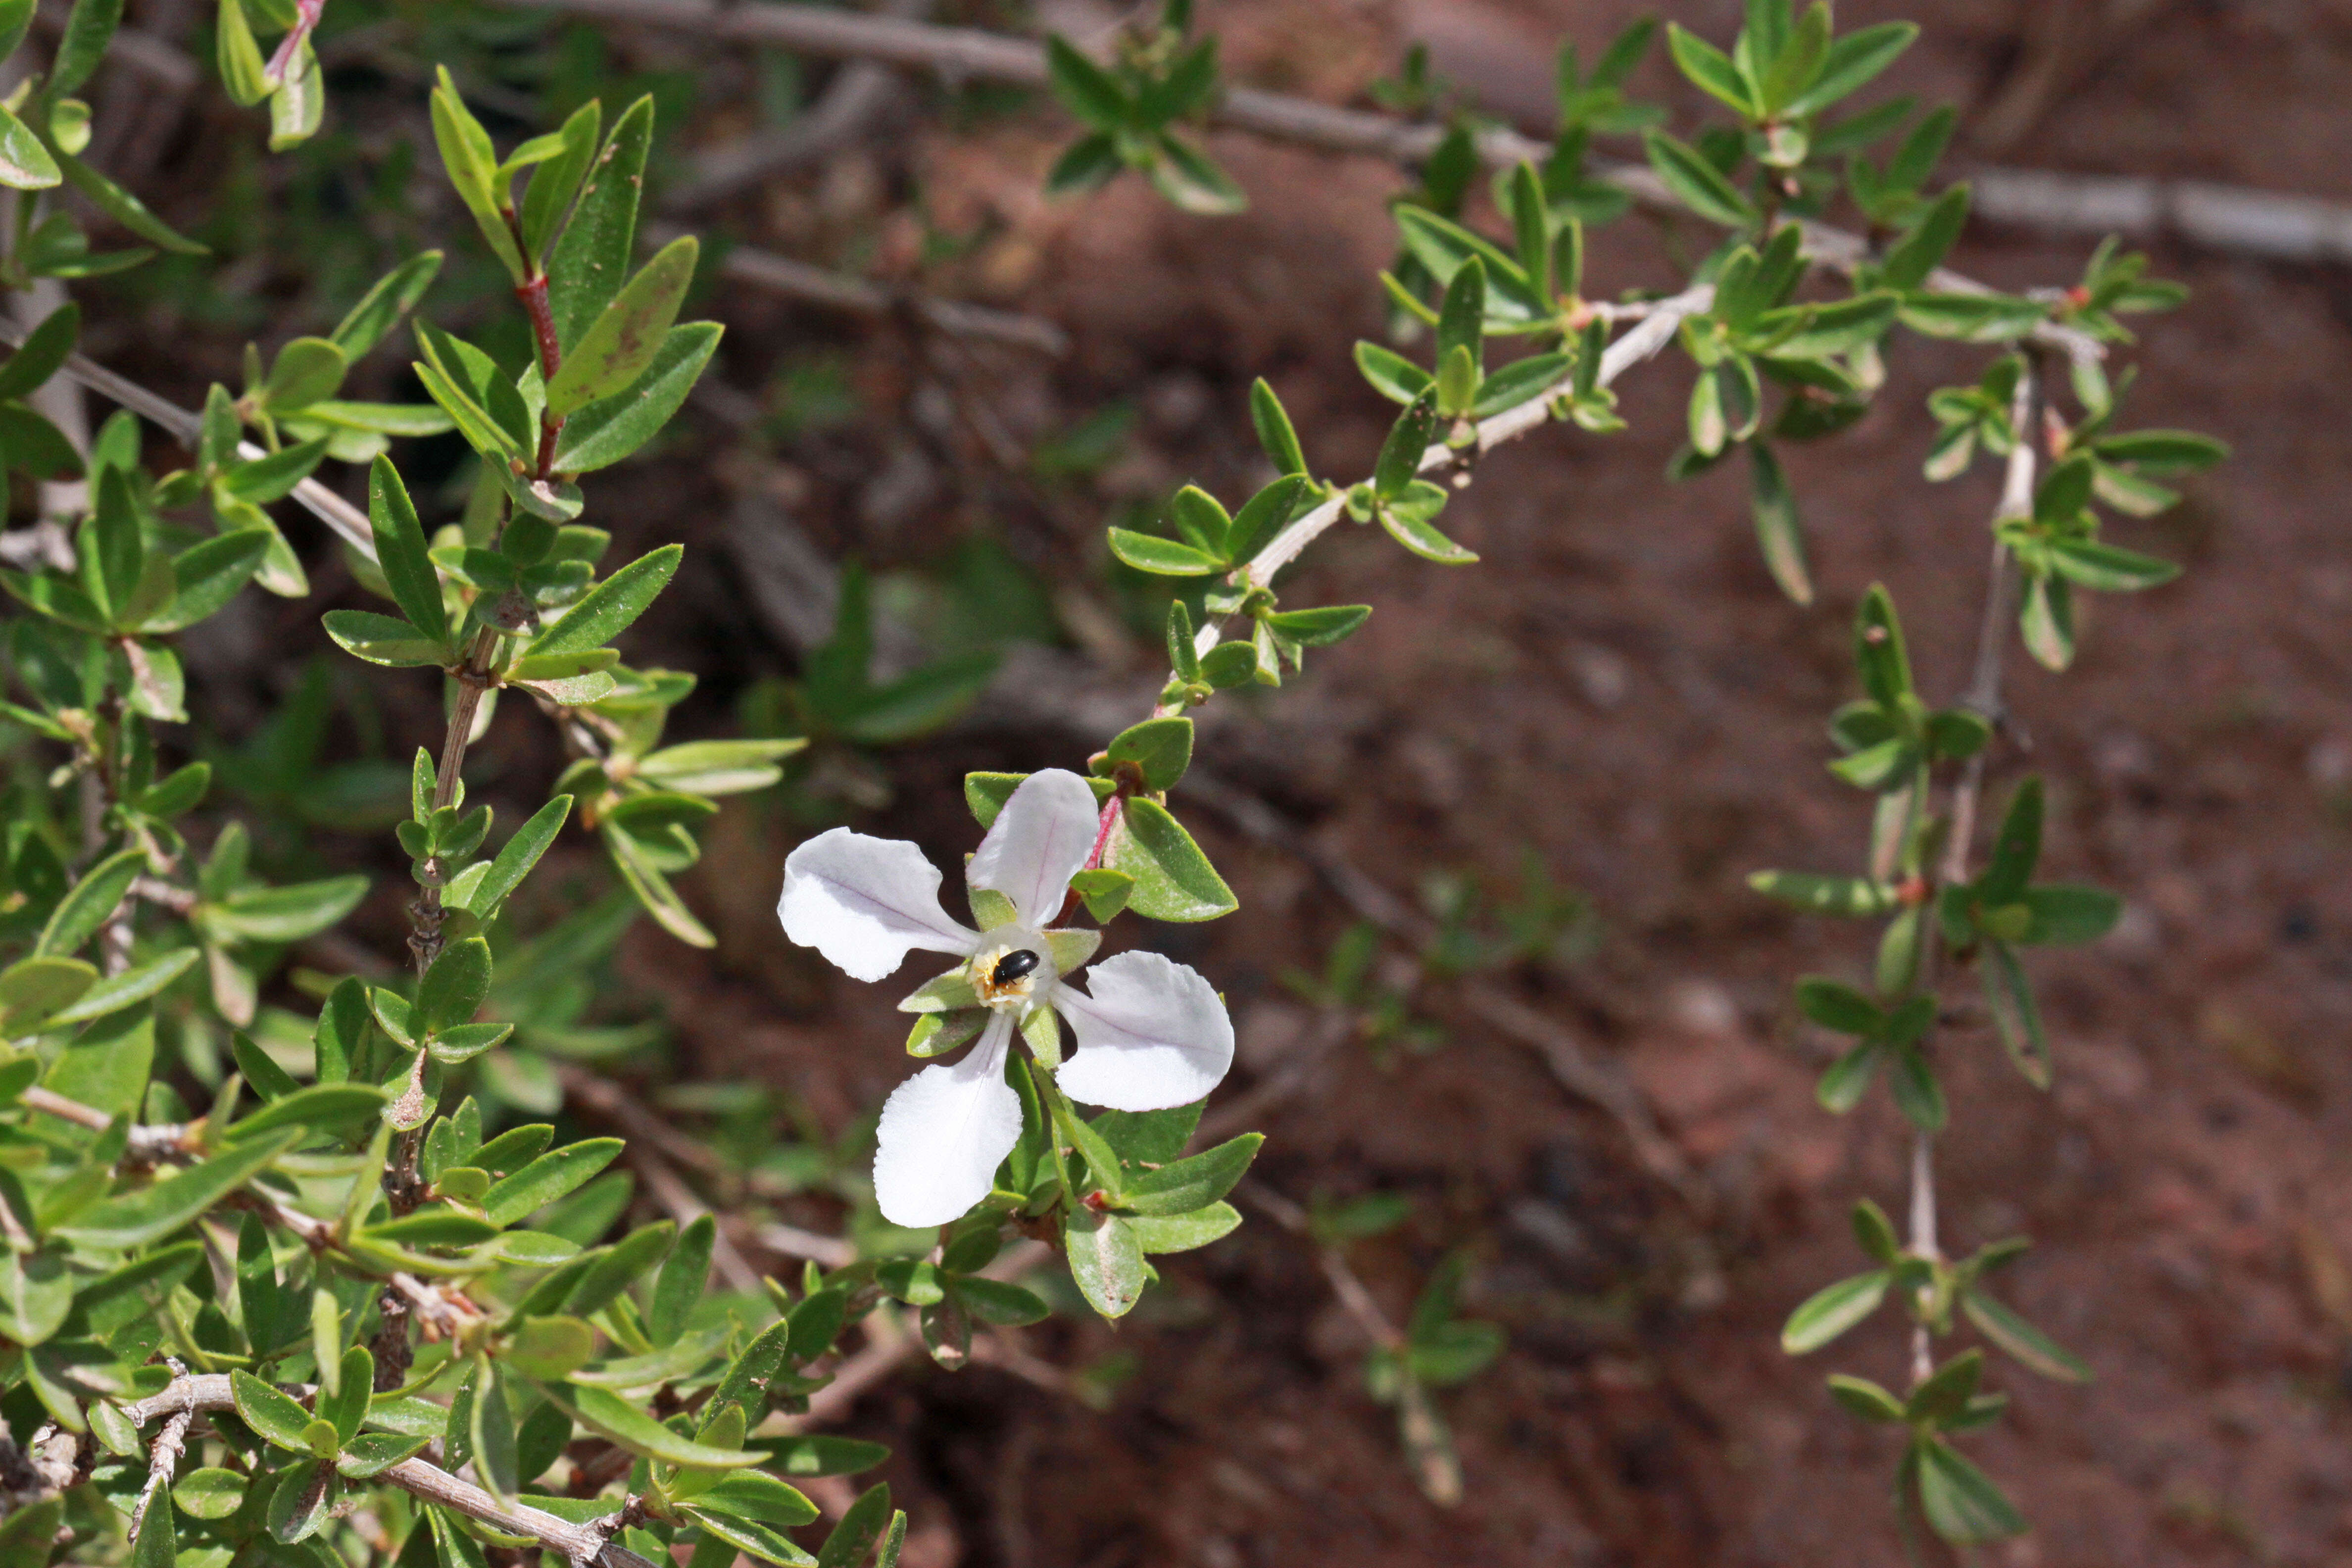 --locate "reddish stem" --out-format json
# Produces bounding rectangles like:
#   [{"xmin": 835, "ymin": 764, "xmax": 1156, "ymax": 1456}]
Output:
[
  {"xmin": 514, "ymin": 266, "xmax": 566, "ymax": 479},
  {"xmin": 1055, "ymin": 796, "xmax": 1126, "ymax": 927},
  {"xmin": 1083, "ymin": 795, "xmax": 1123, "ymax": 873}
]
